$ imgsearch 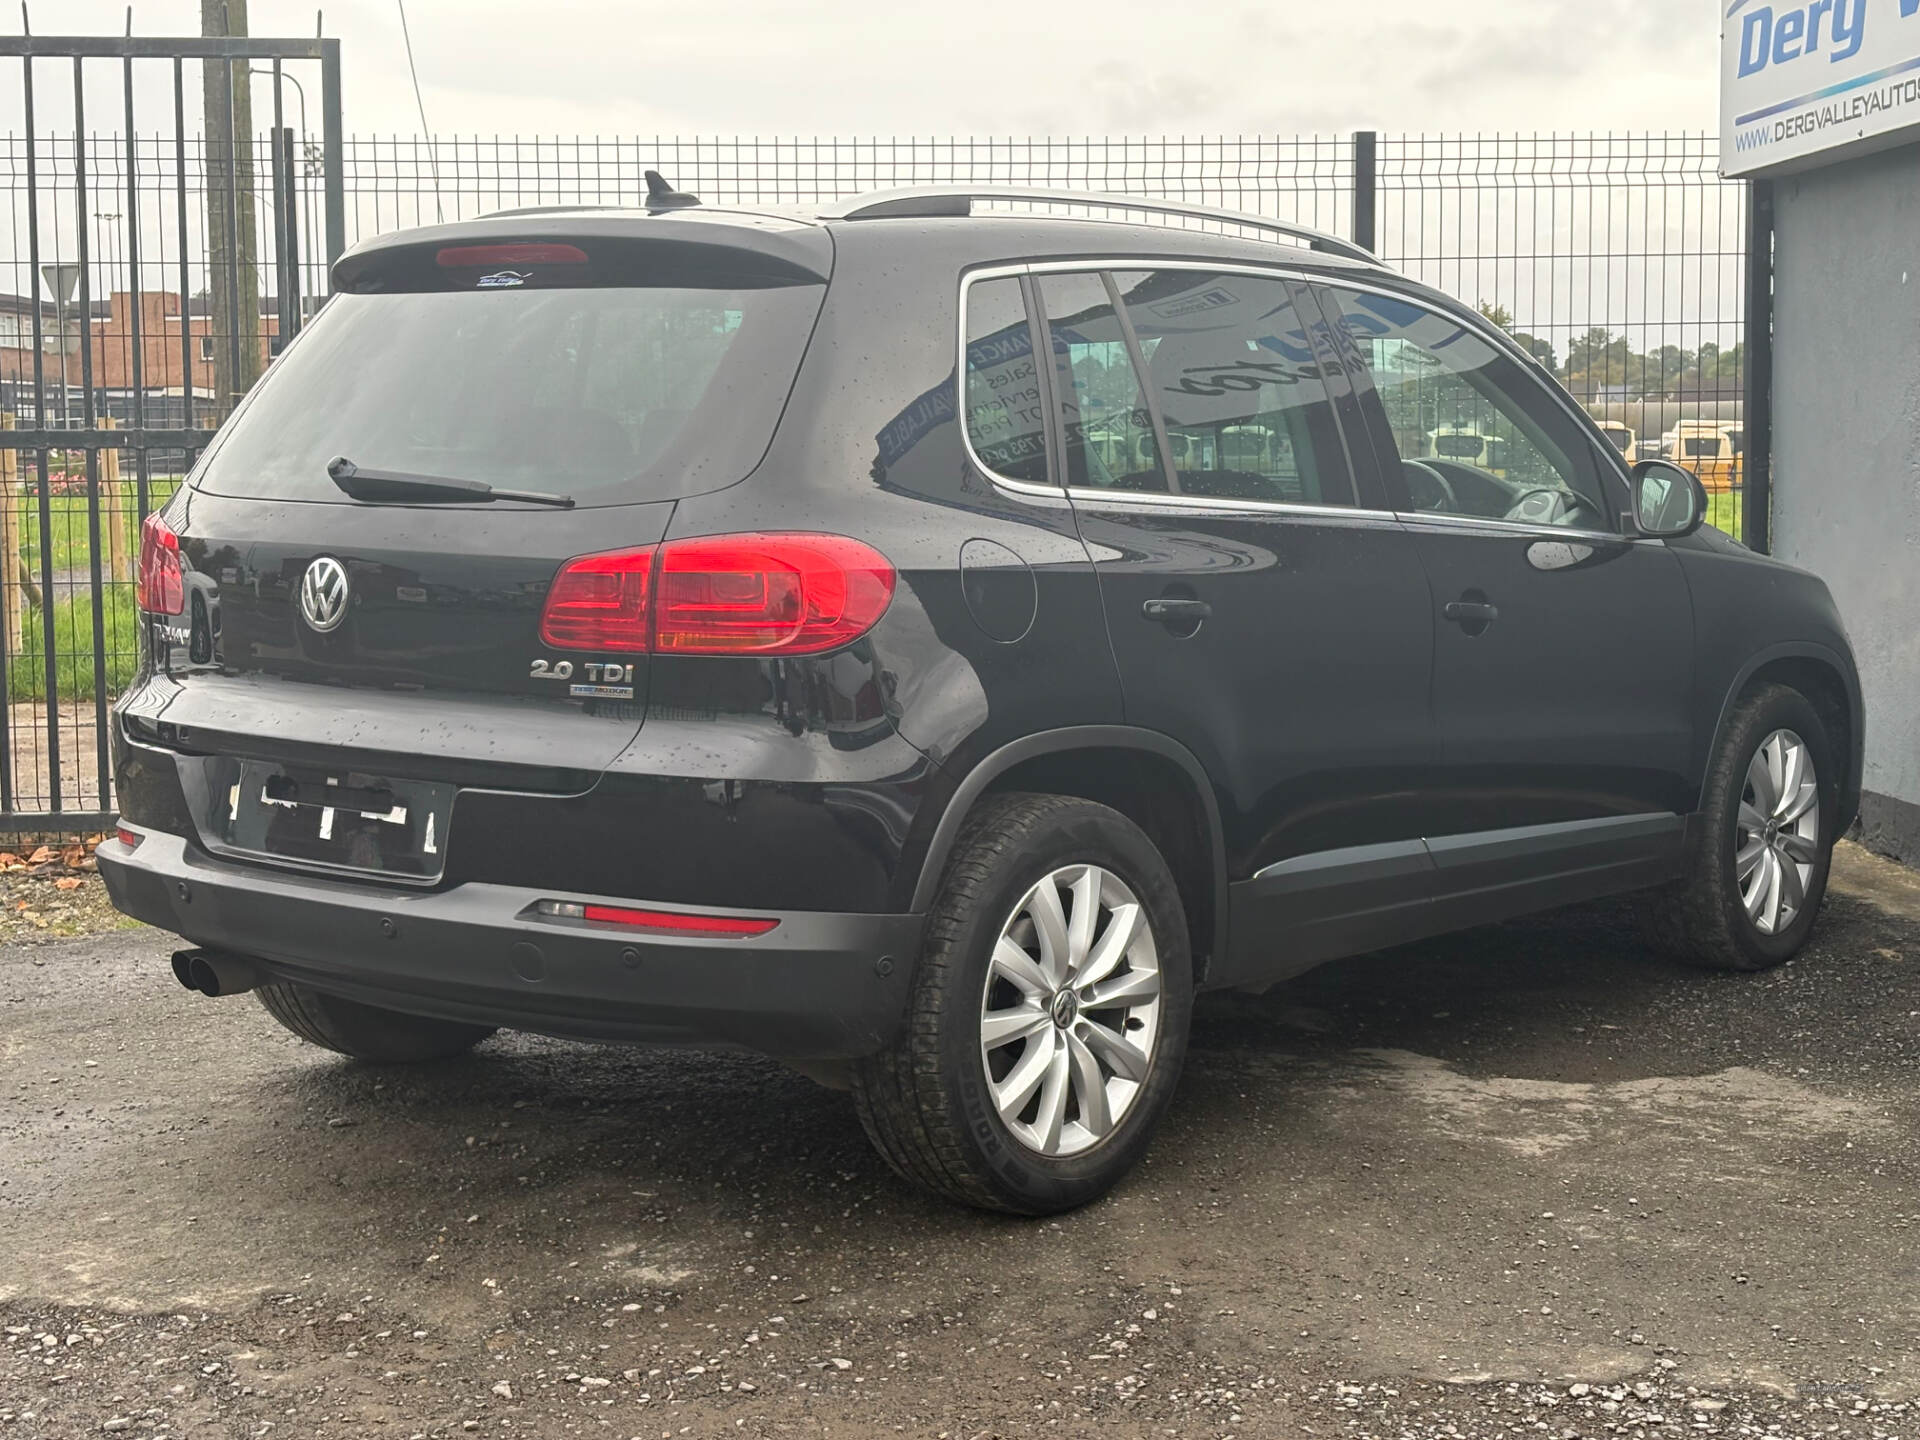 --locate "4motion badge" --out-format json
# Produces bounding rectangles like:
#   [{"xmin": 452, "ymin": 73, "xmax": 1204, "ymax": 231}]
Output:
[{"xmin": 530, "ymin": 658, "xmax": 636, "ymax": 699}]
